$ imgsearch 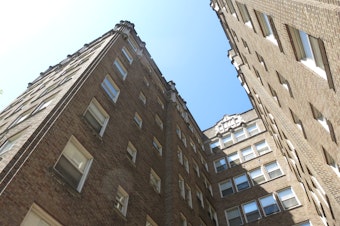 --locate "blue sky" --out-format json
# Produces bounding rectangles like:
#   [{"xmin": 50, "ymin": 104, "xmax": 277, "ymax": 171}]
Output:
[{"xmin": 0, "ymin": 0, "xmax": 251, "ymax": 130}]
